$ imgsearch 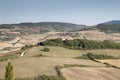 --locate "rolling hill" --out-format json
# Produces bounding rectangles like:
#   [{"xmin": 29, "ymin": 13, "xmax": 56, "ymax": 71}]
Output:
[
  {"xmin": 103, "ymin": 20, "xmax": 120, "ymax": 25},
  {"xmin": 81, "ymin": 20, "xmax": 120, "ymax": 33},
  {"xmin": 96, "ymin": 20, "xmax": 120, "ymax": 33},
  {"xmin": 95, "ymin": 24, "xmax": 120, "ymax": 33},
  {"xmin": 0, "ymin": 22, "xmax": 87, "ymax": 33}
]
